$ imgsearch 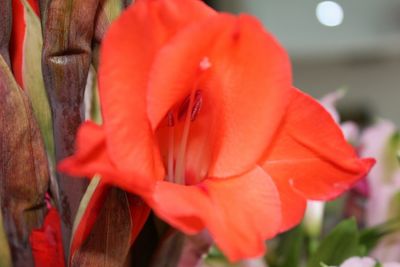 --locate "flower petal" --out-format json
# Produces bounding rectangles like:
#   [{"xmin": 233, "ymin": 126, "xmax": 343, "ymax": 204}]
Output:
[
  {"xmin": 99, "ymin": 0, "xmax": 214, "ymax": 179},
  {"xmin": 262, "ymin": 88, "xmax": 375, "ymax": 201},
  {"xmin": 58, "ymin": 121, "xmax": 152, "ymax": 194},
  {"xmin": 147, "ymin": 14, "xmax": 291, "ymax": 177},
  {"xmin": 270, "ymin": 174, "xmax": 307, "ymax": 232},
  {"xmin": 149, "ymin": 167, "xmax": 281, "ymax": 262}
]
